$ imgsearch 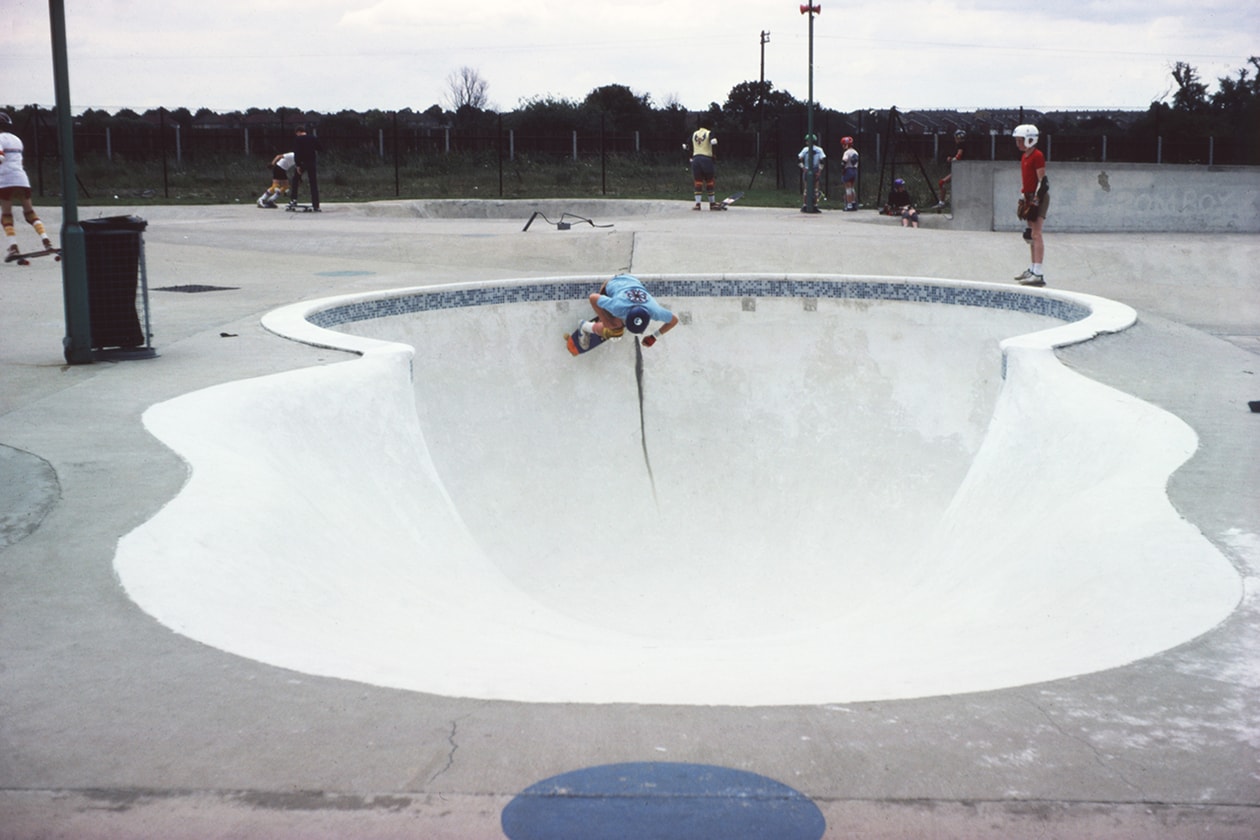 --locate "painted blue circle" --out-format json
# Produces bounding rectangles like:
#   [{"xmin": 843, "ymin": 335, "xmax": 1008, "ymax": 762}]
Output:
[{"xmin": 501, "ymin": 762, "xmax": 826, "ymax": 840}]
